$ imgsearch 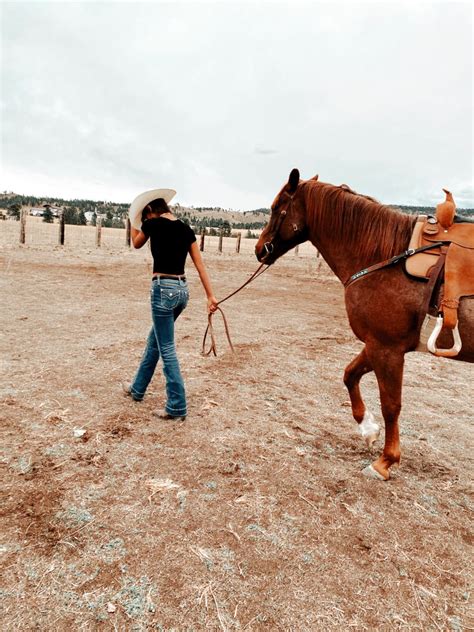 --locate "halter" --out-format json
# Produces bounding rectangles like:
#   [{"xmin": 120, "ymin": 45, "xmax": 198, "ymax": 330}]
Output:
[{"xmin": 263, "ymin": 191, "xmax": 300, "ymax": 256}]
